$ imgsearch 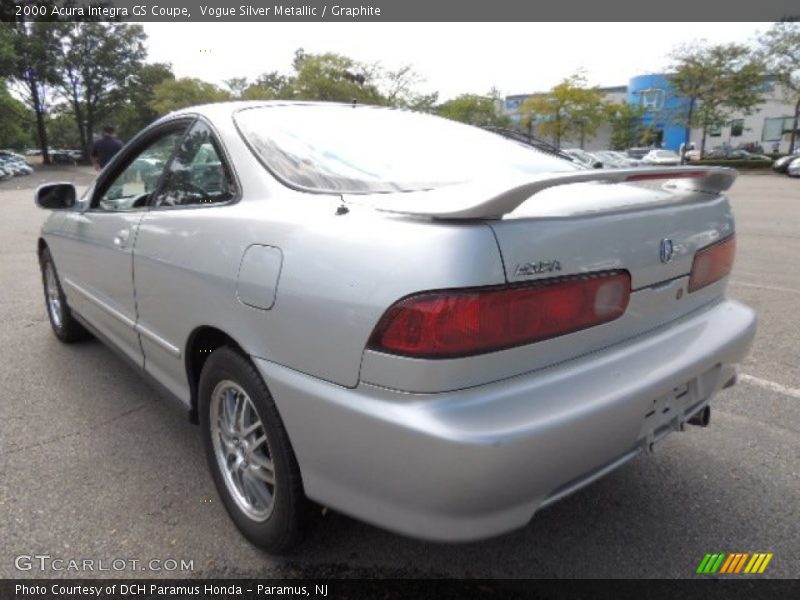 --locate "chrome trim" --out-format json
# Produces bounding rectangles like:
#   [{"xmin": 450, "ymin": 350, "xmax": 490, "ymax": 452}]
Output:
[
  {"xmin": 62, "ymin": 277, "xmax": 135, "ymax": 328},
  {"xmin": 136, "ymin": 323, "xmax": 182, "ymax": 358}
]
